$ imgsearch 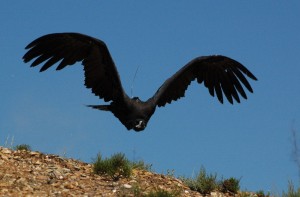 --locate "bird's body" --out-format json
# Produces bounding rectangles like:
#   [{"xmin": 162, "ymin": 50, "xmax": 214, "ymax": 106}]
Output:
[
  {"xmin": 88, "ymin": 97, "xmax": 156, "ymax": 131},
  {"xmin": 23, "ymin": 33, "xmax": 257, "ymax": 131}
]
